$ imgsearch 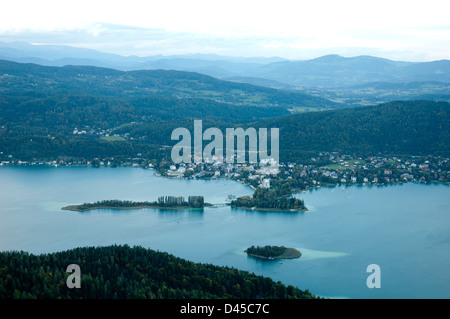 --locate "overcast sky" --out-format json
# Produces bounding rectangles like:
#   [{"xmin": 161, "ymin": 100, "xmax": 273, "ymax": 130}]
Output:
[{"xmin": 1, "ymin": 0, "xmax": 449, "ymax": 61}]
